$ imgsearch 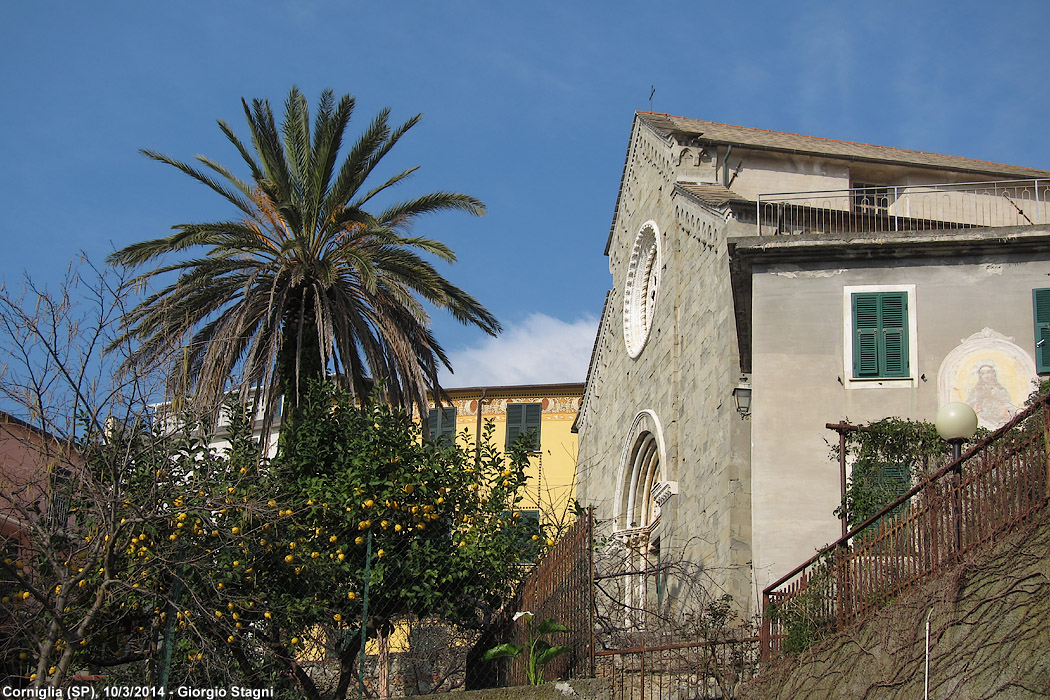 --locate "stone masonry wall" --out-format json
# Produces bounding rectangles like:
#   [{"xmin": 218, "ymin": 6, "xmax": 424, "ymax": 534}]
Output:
[{"xmin": 577, "ymin": 117, "xmax": 753, "ymax": 616}]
